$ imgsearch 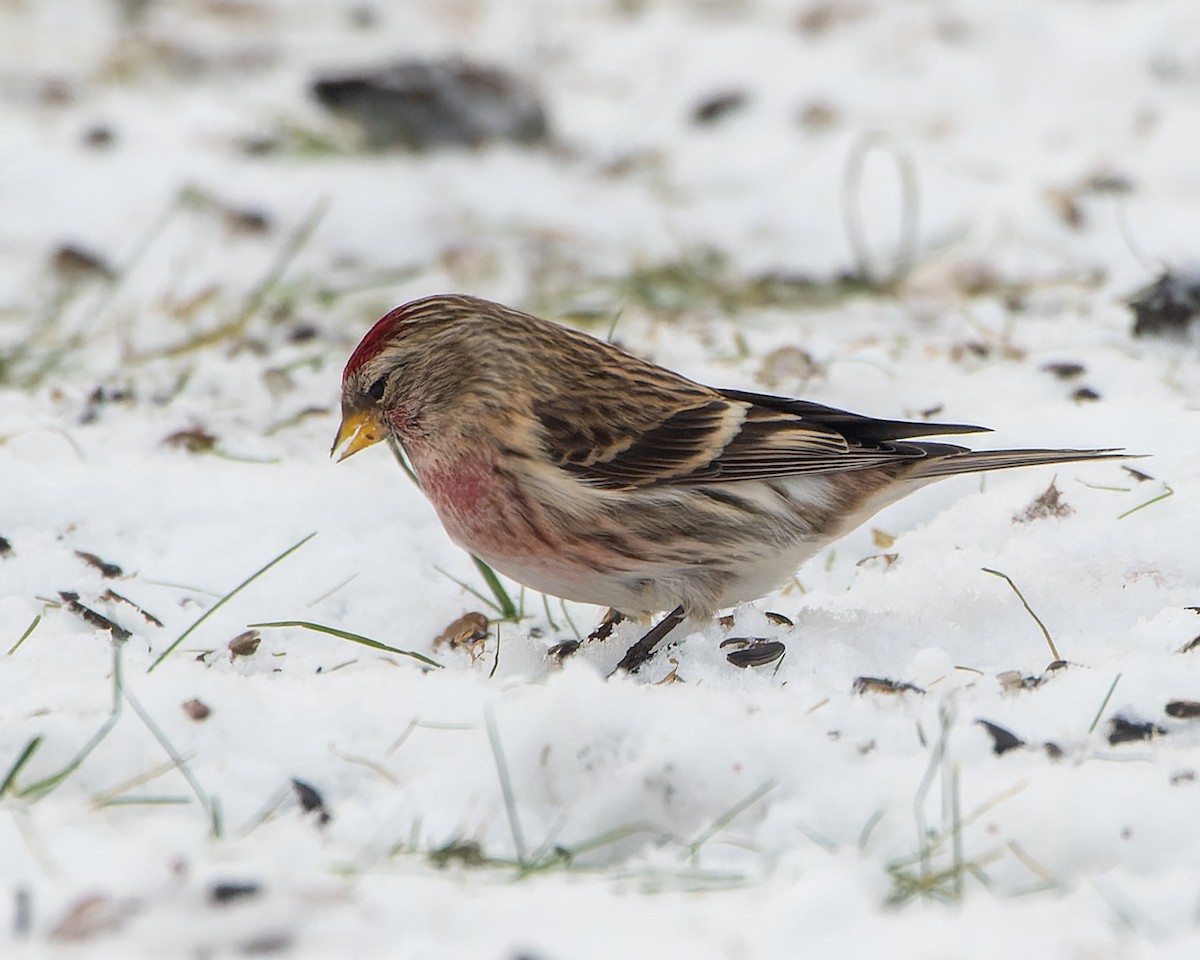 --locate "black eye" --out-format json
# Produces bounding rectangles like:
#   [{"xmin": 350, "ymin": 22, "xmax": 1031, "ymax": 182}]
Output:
[{"xmin": 367, "ymin": 375, "xmax": 387, "ymax": 401}]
